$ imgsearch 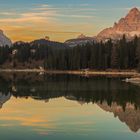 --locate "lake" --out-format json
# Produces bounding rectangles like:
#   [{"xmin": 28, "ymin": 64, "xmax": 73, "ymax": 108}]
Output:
[{"xmin": 0, "ymin": 73, "xmax": 140, "ymax": 140}]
